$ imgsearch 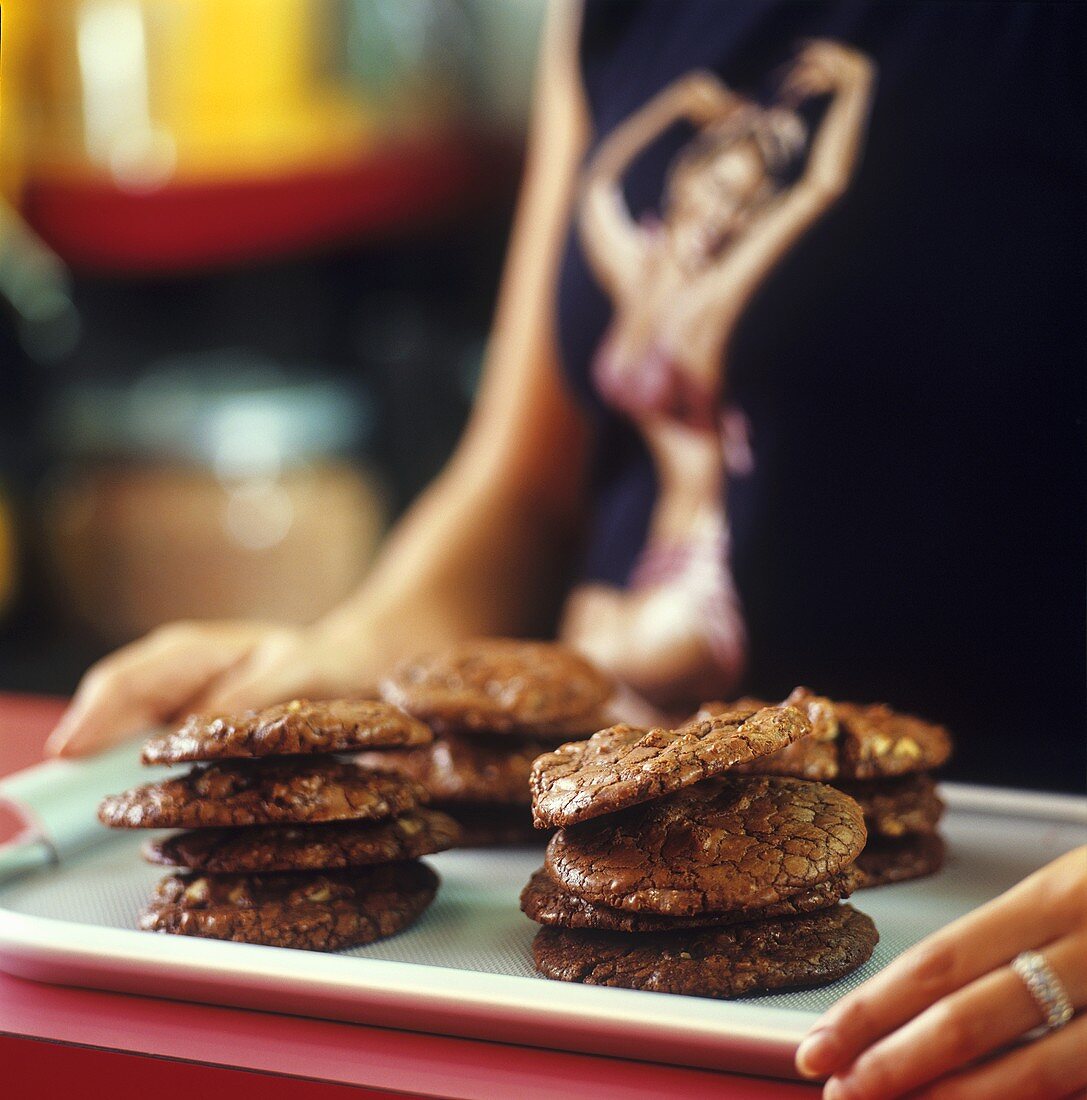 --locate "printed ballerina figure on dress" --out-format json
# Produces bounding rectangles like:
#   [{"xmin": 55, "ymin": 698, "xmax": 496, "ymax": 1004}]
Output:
[{"xmin": 561, "ymin": 40, "xmax": 875, "ymax": 709}]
